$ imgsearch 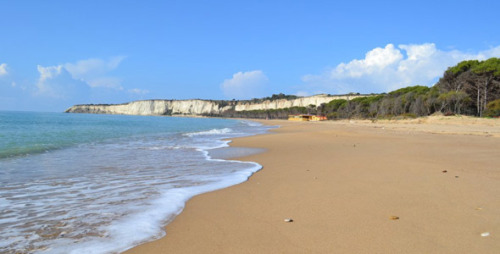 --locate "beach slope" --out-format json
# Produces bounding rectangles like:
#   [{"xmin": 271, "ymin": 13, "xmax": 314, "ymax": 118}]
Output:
[{"xmin": 125, "ymin": 117, "xmax": 500, "ymax": 254}]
